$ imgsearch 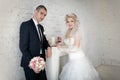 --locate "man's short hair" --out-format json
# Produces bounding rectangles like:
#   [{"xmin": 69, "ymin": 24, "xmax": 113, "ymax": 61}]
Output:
[{"xmin": 36, "ymin": 5, "xmax": 47, "ymax": 11}]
